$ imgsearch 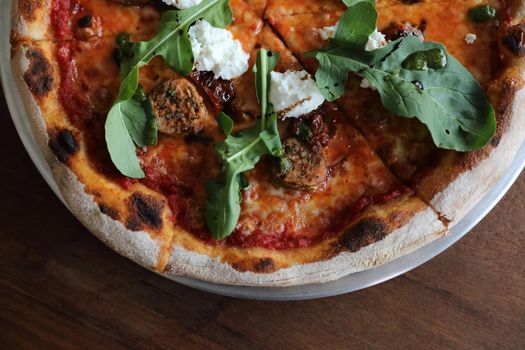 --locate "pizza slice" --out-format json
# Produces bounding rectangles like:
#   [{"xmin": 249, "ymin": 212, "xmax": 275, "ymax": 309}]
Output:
[
  {"xmin": 11, "ymin": 38, "xmax": 175, "ymax": 270},
  {"xmin": 243, "ymin": 0, "xmax": 267, "ymax": 17},
  {"xmin": 266, "ymin": 0, "xmax": 525, "ymax": 224}
]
